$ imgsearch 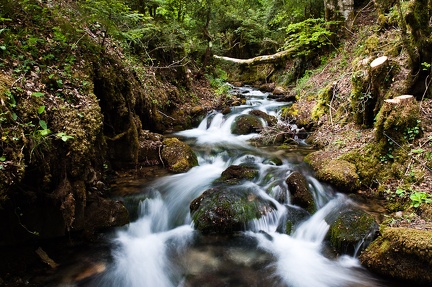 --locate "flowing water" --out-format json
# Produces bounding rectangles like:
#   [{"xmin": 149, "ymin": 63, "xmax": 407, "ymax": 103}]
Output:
[{"xmin": 73, "ymin": 86, "xmax": 390, "ymax": 287}]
